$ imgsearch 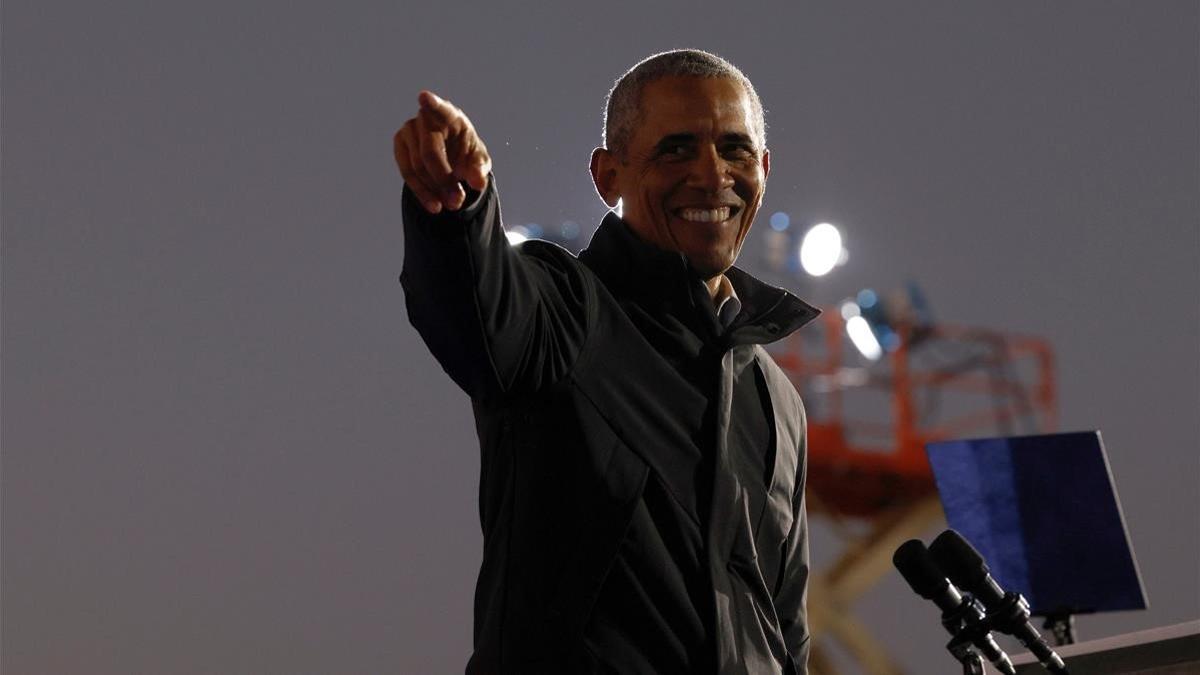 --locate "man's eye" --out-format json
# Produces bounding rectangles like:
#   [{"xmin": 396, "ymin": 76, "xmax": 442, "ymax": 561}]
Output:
[
  {"xmin": 722, "ymin": 145, "xmax": 754, "ymax": 159},
  {"xmin": 653, "ymin": 142, "xmax": 695, "ymax": 159}
]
